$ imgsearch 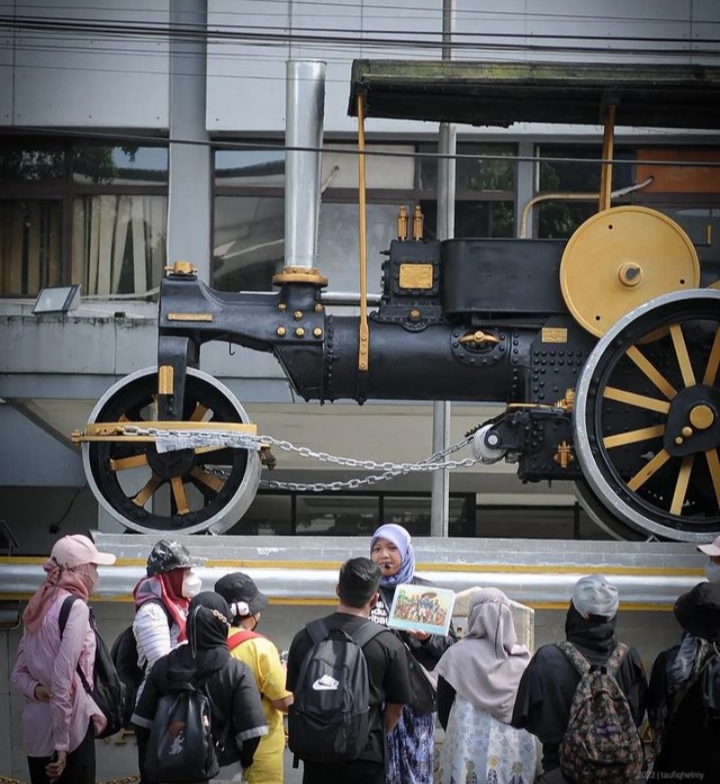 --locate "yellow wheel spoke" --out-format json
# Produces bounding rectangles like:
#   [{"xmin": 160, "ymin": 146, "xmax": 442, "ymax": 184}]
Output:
[
  {"xmin": 603, "ymin": 425, "xmax": 666, "ymax": 449},
  {"xmin": 132, "ymin": 473, "xmax": 163, "ymax": 507},
  {"xmin": 706, "ymin": 449, "xmax": 720, "ymax": 509},
  {"xmin": 703, "ymin": 325, "xmax": 720, "ymax": 386},
  {"xmin": 670, "ymin": 324, "xmax": 696, "ymax": 387},
  {"xmin": 190, "ymin": 403, "xmax": 210, "ymax": 422},
  {"xmin": 603, "ymin": 386, "xmax": 671, "ymax": 414},
  {"xmin": 109, "ymin": 454, "xmax": 149, "ymax": 471},
  {"xmin": 626, "ymin": 345, "xmax": 677, "ymax": 400},
  {"xmin": 627, "ymin": 449, "xmax": 671, "ymax": 492},
  {"xmin": 170, "ymin": 476, "xmax": 190, "ymax": 515},
  {"xmin": 190, "ymin": 466, "xmax": 225, "ymax": 493},
  {"xmin": 670, "ymin": 456, "xmax": 694, "ymax": 516}
]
